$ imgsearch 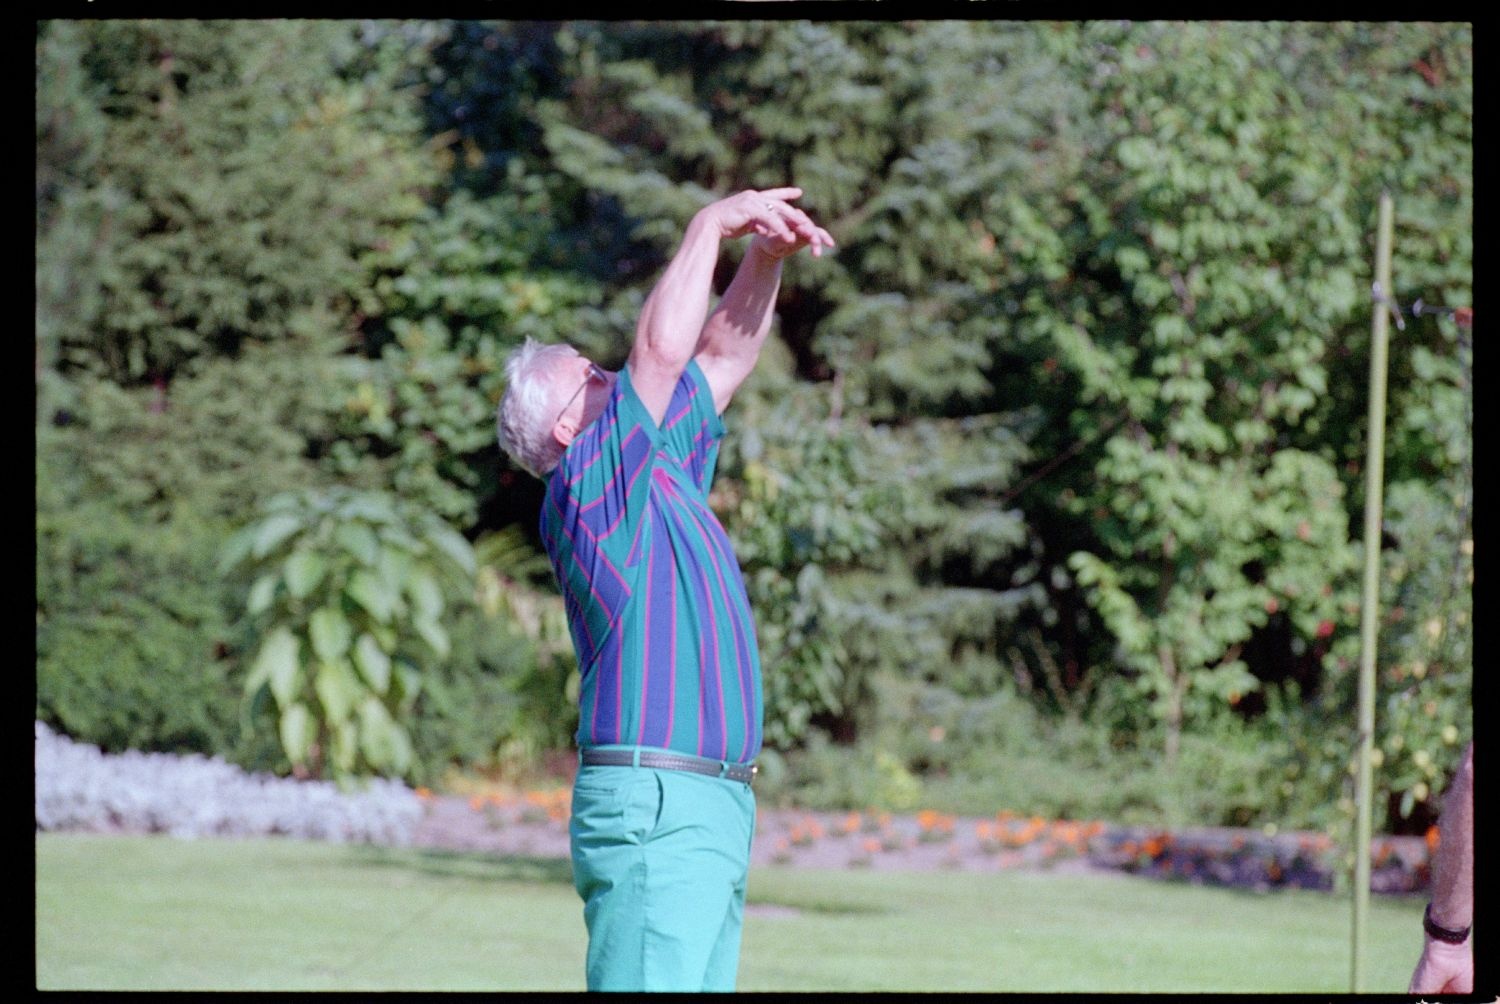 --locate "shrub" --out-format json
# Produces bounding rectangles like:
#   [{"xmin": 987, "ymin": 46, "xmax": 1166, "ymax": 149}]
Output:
[
  {"xmin": 405, "ymin": 605, "xmax": 577, "ymax": 785},
  {"xmin": 220, "ymin": 487, "xmax": 478, "ymax": 783},
  {"xmin": 35, "ymin": 439, "xmax": 273, "ymax": 764}
]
